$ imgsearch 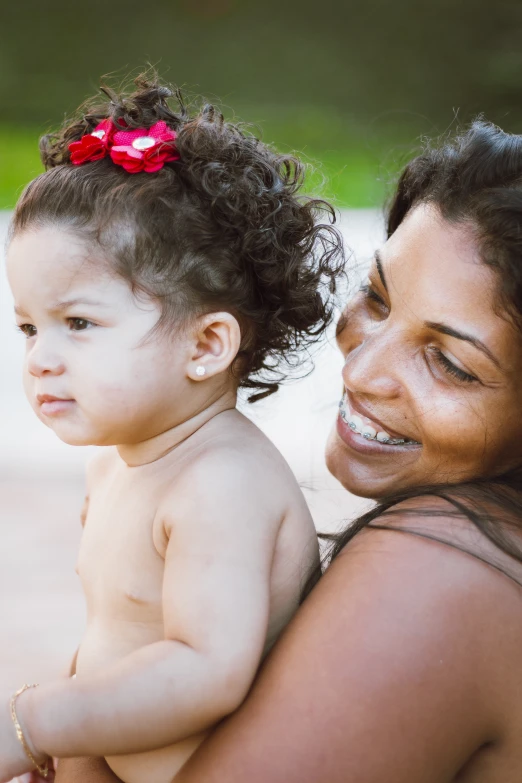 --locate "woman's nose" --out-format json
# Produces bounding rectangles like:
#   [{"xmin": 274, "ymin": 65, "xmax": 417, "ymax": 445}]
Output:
[
  {"xmin": 26, "ymin": 339, "xmax": 66, "ymax": 378},
  {"xmin": 342, "ymin": 330, "xmax": 402, "ymax": 400}
]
